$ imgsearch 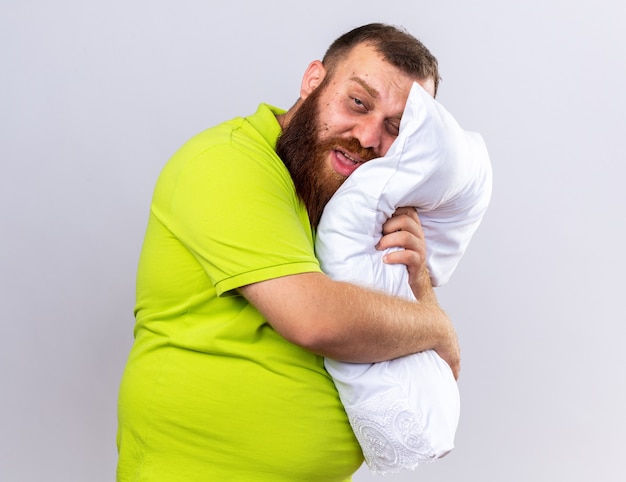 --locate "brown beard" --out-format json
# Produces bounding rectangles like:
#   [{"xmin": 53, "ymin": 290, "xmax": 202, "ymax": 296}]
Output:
[{"xmin": 276, "ymin": 84, "xmax": 376, "ymax": 229}]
